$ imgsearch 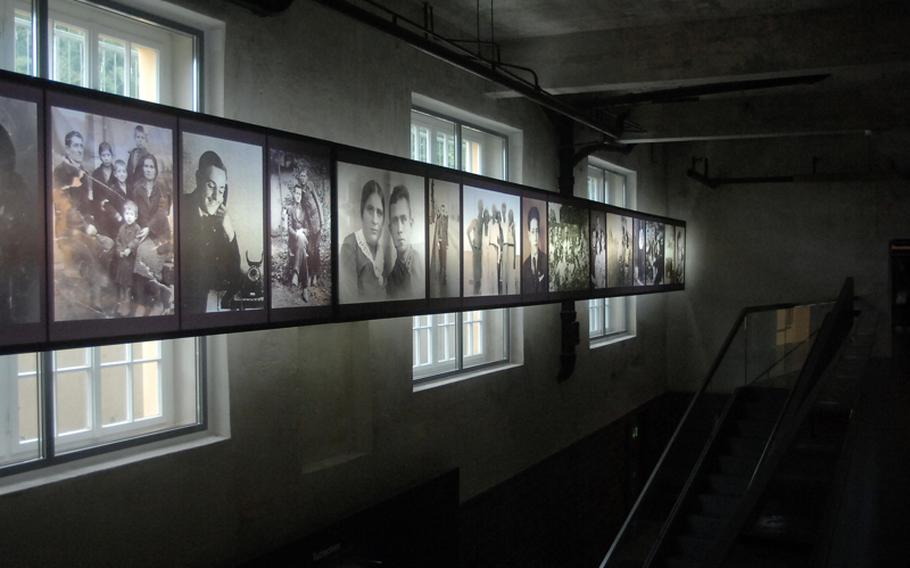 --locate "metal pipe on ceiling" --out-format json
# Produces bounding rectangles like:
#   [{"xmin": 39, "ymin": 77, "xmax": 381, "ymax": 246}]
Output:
[{"xmin": 311, "ymin": 0, "xmax": 622, "ymax": 140}]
